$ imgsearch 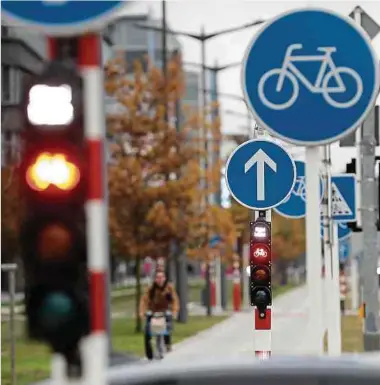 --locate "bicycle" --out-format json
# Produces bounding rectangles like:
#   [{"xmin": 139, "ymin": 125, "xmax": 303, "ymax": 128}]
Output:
[
  {"xmin": 146, "ymin": 311, "xmax": 171, "ymax": 360},
  {"xmin": 258, "ymin": 43, "xmax": 363, "ymax": 110}
]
